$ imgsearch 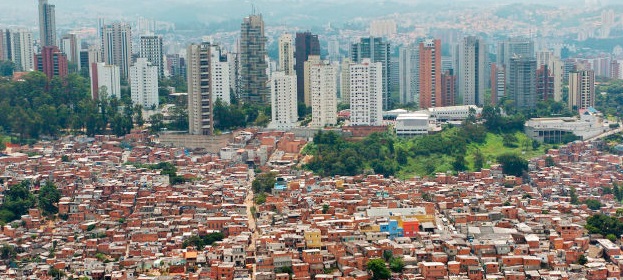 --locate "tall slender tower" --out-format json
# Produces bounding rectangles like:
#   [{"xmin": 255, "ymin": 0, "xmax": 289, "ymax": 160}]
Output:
[
  {"xmin": 6, "ymin": 29, "xmax": 35, "ymax": 72},
  {"xmin": 310, "ymin": 60, "xmax": 338, "ymax": 128},
  {"xmin": 350, "ymin": 59, "xmax": 383, "ymax": 126},
  {"xmin": 130, "ymin": 58, "xmax": 159, "ymax": 109},
  {"xmin": 187, "ymin": 42, "xmax": 215, "ymax": 135},
  {"xmin": 38, "ymin": 0, "xmax": 56, "ymax": 47},
  {"xmin": 60, "ymin": 33, "xmax": 81, "ymax": 70},
  {"xmin": 508, "ymin": 56, "xmax": 537, "ymax": 110},
  {"xmin": 458, "ymin": 36, "xmax": 486, "ymax": 106},
  {"xmin": 269, "ymin": 72, "xmax": 298, "ymax": 130},
  {"xmin": 419, "ymin": 39, "xmax": 442, "ymax": 109},
  {"xmin": 295, "ymin": 32, "xmax": 320, "ymax": 104},
  {"xmin": 101, "ymin": 22, "xmax": 132, "ymax": 79},
  {"xmin": 278, "ymin": 34, "xmax": 294, "ymax": 75},
  {"xmin": 398, "ymin": 44, "xmax": 419, "ymax": 105},
  {"xmin": 240, "ymin": 14, "xmax": 269, "ymax": 104},
  {"xmin": 568, "ymin": 70, "xmax": 595, "ymax": 111},
  {"xmin": 350, "ymin": 37, "xmax": 391, "ymax": 110},
  {"xmin": 139, "ymin": 35, "xmax": 165, "ymax": 78}
]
